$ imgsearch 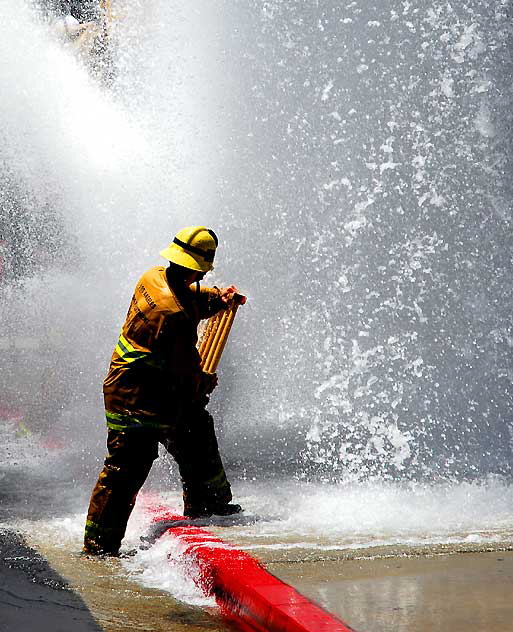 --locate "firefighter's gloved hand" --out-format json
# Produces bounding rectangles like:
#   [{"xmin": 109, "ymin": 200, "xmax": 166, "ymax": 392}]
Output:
[
  {"xmin": 220, "ymin": 285, "xmax": 247, "ymax": 305},
  {"xmin": 199, "ymin": 371, "xmax": 218, "ymax": 396}
]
